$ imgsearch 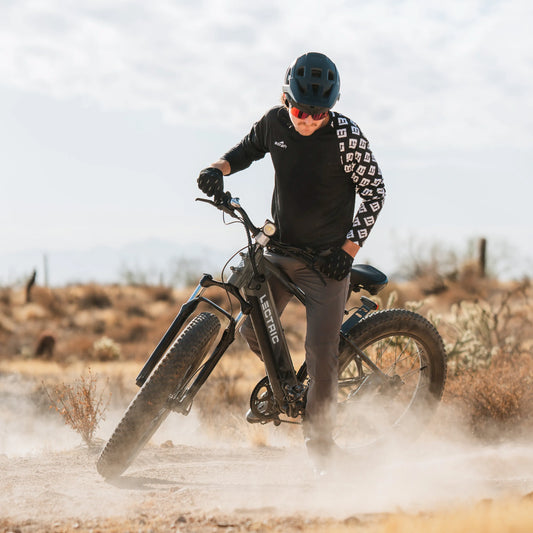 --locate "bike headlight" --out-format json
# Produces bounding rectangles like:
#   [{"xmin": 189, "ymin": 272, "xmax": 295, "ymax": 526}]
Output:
[{"xmin": 262, "ymin": 221, "xmax": 277, "ymax": 237}]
